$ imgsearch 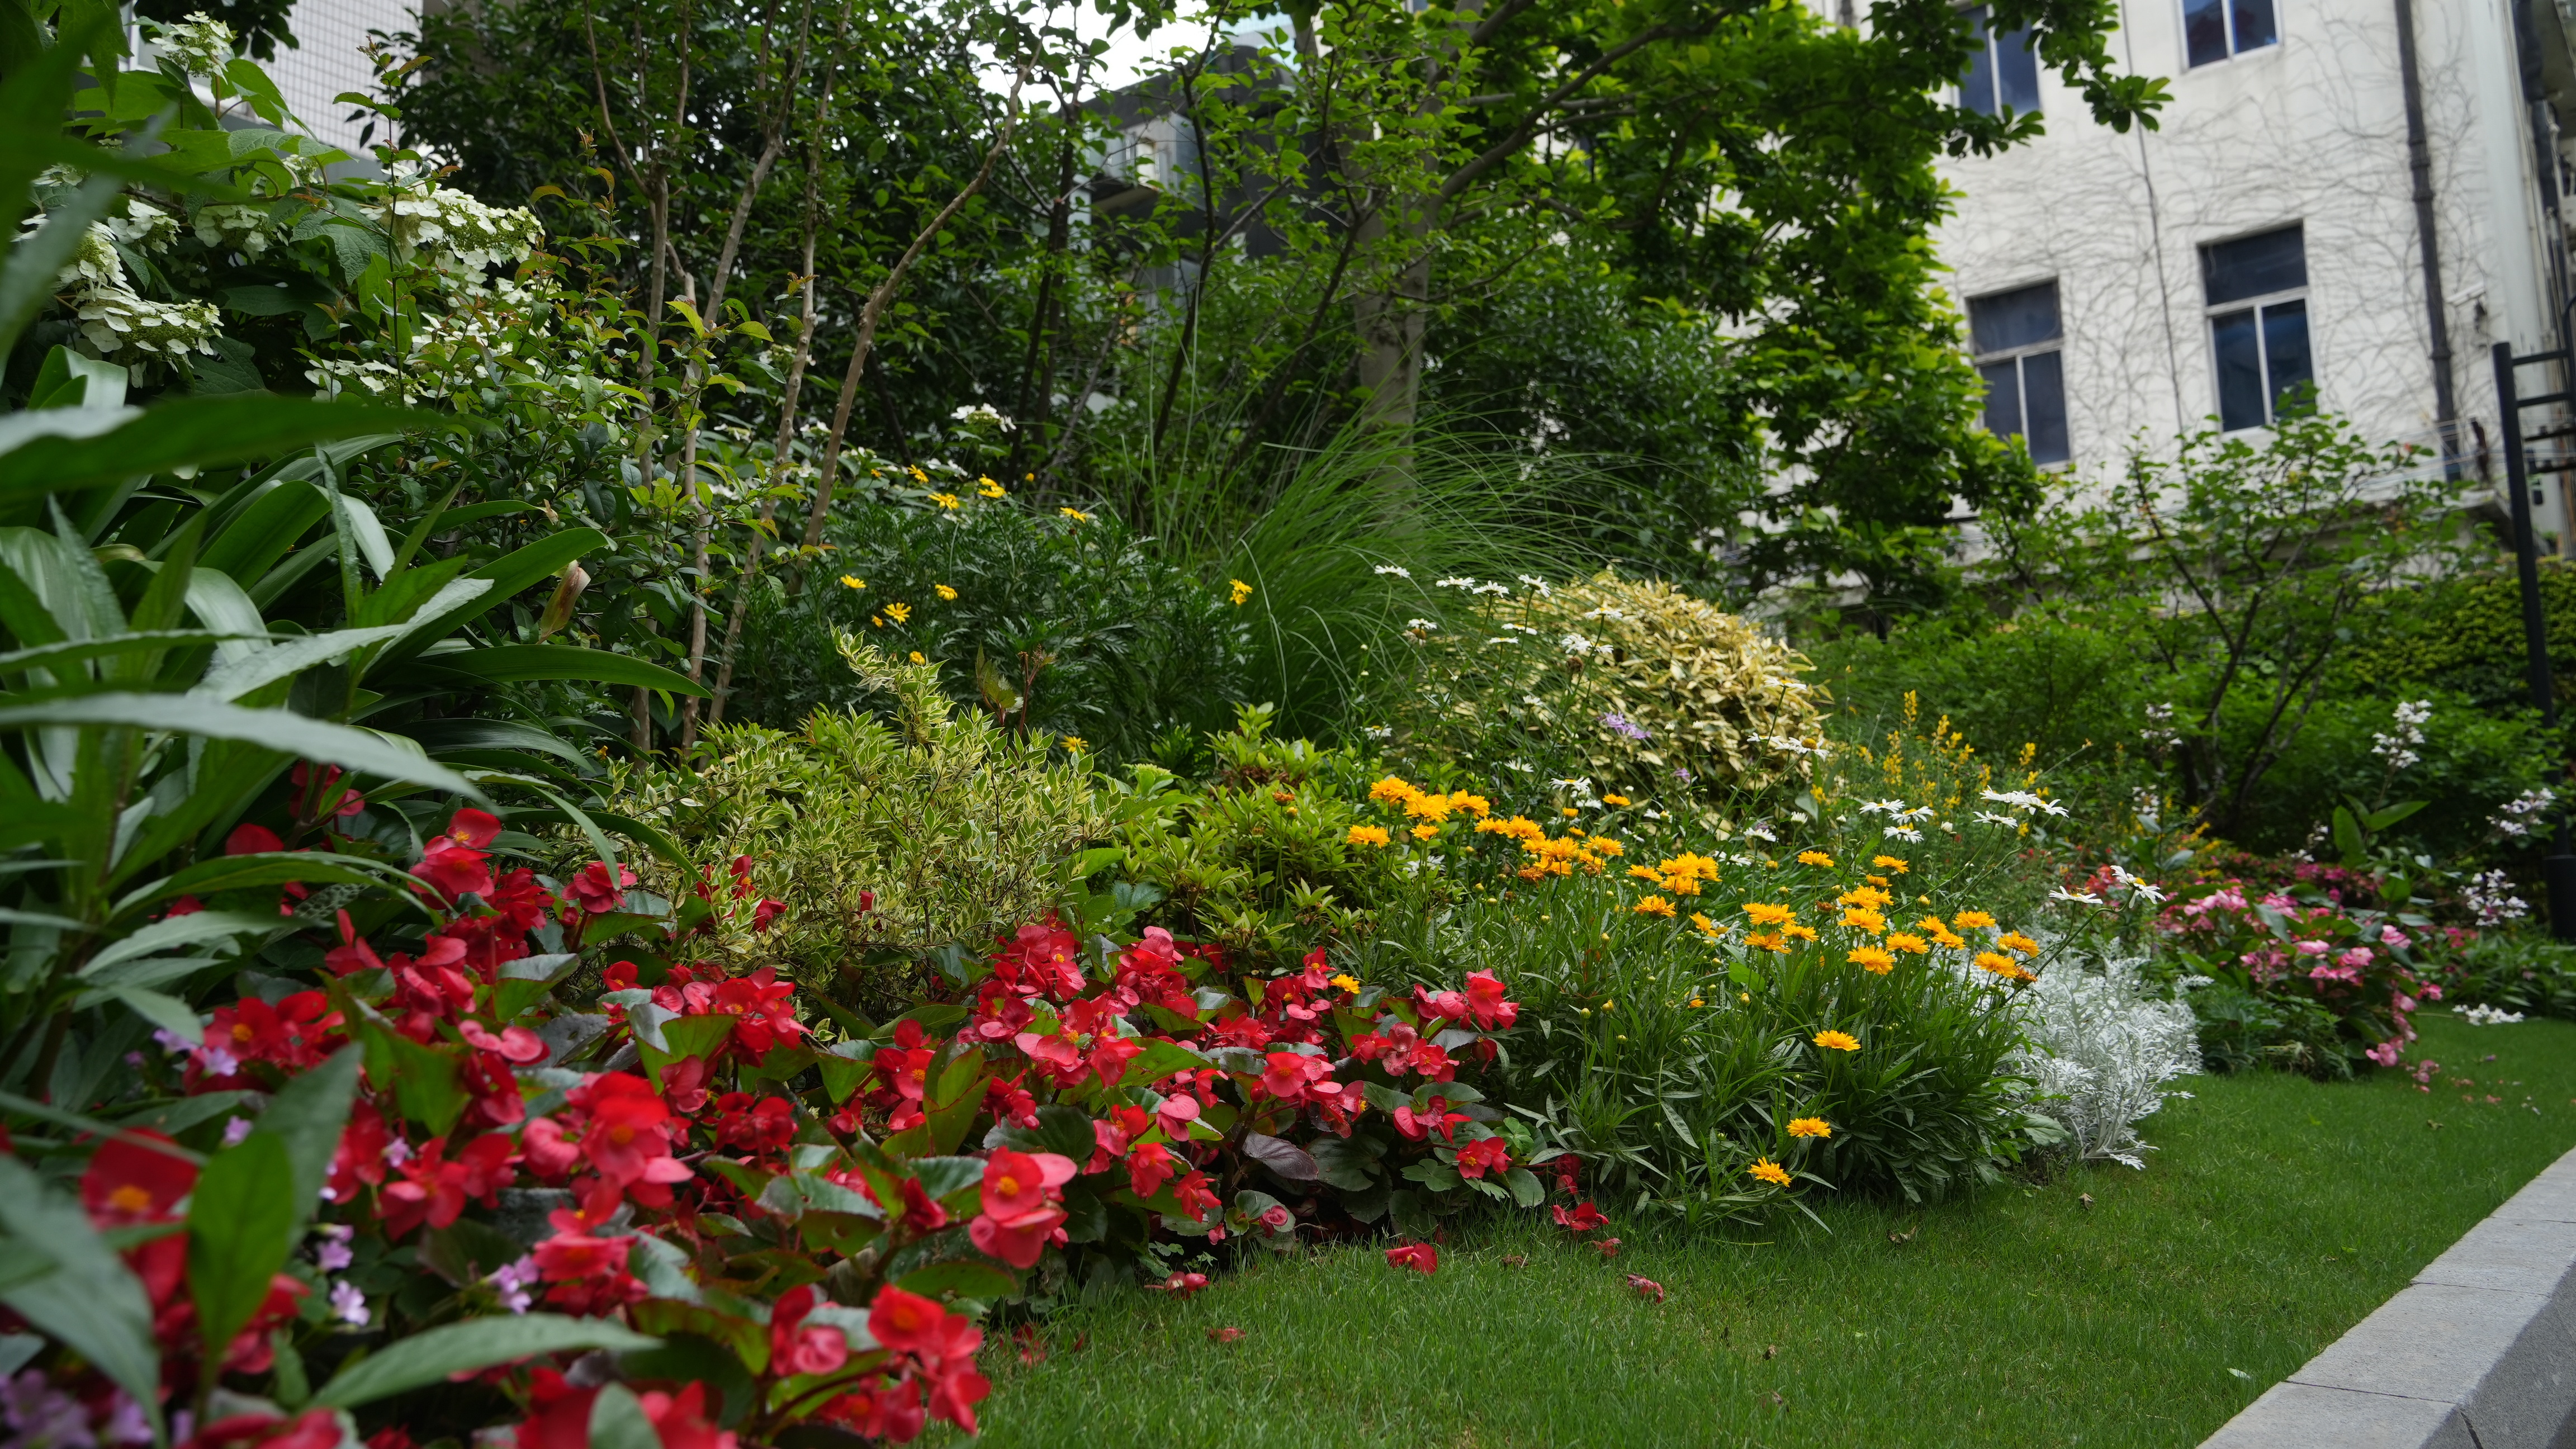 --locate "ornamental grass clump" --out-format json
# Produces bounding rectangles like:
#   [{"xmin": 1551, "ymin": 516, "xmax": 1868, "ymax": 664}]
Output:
[{"xmin": 1392, "ymin": 571, "xmax": 1826, "ymax": 823}]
